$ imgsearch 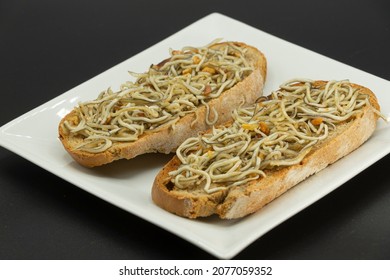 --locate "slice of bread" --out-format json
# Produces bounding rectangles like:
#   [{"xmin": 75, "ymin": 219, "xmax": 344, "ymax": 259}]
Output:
[
  {"xmin": 59, "ymin": 41, "xmax": 267, "ymax": 167},
  {"xmin": 151, "ymin": 80, "xmax": 381, "ymax": 219}
]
